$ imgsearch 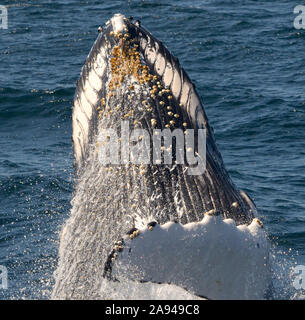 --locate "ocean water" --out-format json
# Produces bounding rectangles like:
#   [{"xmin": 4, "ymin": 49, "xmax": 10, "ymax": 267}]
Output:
[{"xmin": 0, "ymin": 0, "xmax": 304, "ymax": 299}]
